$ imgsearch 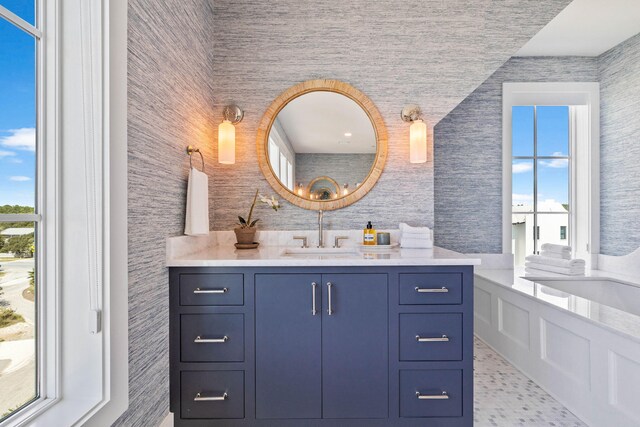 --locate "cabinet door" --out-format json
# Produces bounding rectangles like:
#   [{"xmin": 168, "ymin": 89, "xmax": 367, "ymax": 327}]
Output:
[
  {"xmin": 321, "ymin": 274, "xmax": 389, "ymax": 419},
  {"xmin": 255, "ymin": 274, "xmax": 322, "ymax": 419}
]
